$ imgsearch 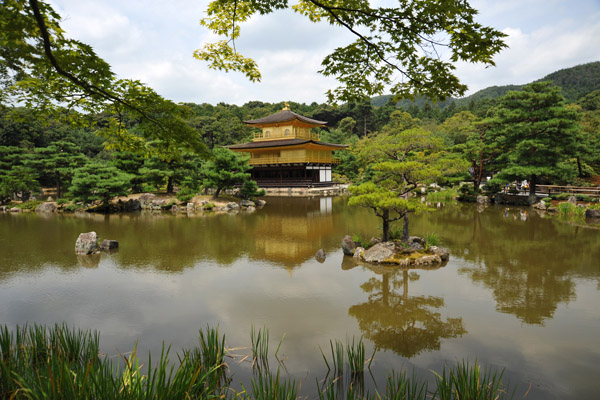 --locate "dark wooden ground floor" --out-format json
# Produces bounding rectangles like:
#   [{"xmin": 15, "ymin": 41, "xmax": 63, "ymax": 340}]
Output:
[{"xmin": 250, "ymin": 164, "xmax": 334, "ymax": 187}]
